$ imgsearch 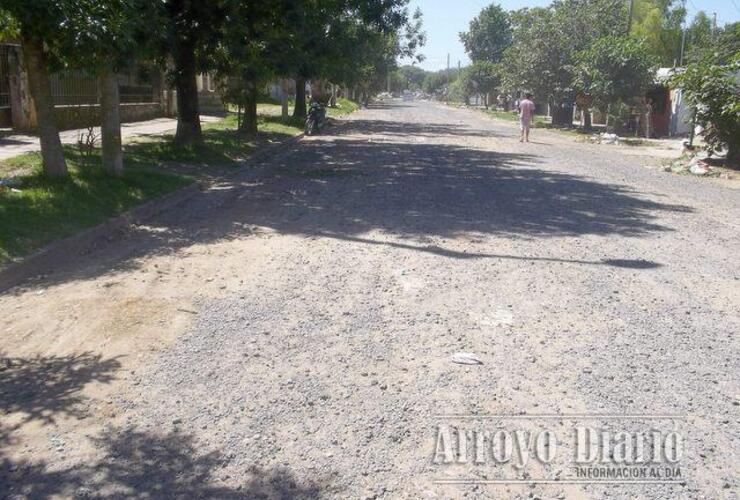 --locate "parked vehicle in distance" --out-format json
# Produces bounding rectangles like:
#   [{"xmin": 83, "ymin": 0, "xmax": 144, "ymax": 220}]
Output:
[{"xmin": 305, "ymin": 101, "xmax": 326, "ymax": 135}]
